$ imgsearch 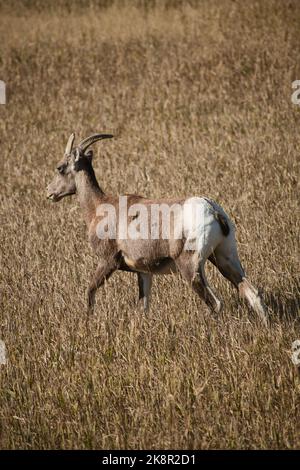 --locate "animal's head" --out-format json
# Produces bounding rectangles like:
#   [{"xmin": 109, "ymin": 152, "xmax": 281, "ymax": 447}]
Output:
[{"xmin": 46, "ymin": 132, "xmax": 113, "ymax": 202}]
